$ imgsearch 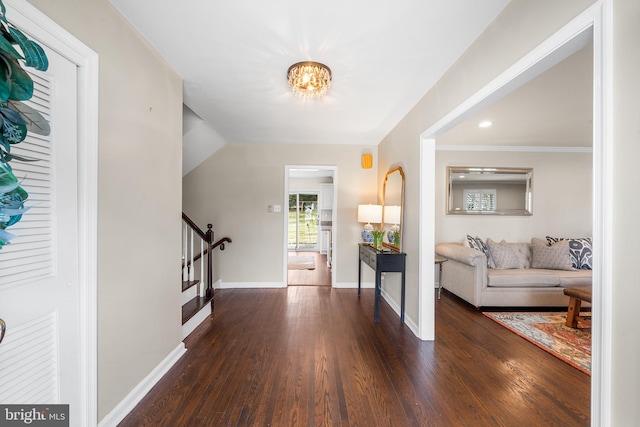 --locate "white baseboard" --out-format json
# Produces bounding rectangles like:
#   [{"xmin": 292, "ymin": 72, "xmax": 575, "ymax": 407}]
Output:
[
  {"xmin": 216, "ymin": 281, "xmax": 286, "ymax": 289},
  {"xmin": 379, "ymin": 288, "xmax": 419, "ymax": 338},
  {"xmin": 333, "ymin": 281, "xmax": 374, "ymax": 289},
  {"xmin": 98, "ymin": 342, "xmax": 186, "ymax": 427}
]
